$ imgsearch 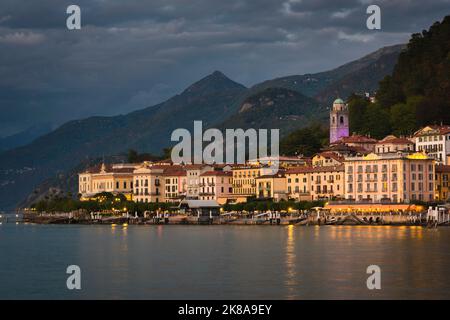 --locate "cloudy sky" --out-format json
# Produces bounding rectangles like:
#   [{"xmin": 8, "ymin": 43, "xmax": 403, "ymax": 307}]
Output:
[{"xmin": 0, "ymin": 0, "xmax": 448, "ymax": 137}]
